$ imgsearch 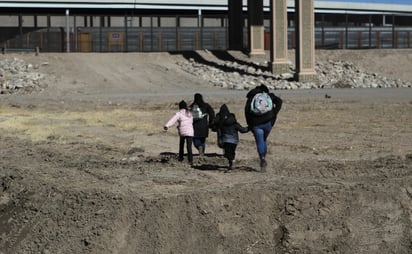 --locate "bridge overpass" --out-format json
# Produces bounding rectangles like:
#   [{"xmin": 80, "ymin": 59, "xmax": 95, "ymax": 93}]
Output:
[
  {"xmin": 0, "ymin": 0, "xmax": 227, "ymax": 10},
  {"xmin": 1, "ymin": 0, "xmax": 412, "ymax": 12}
]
